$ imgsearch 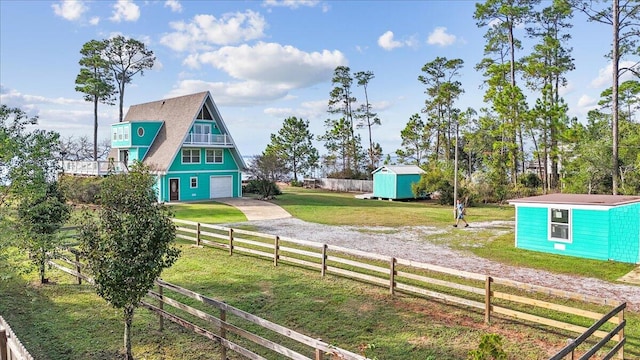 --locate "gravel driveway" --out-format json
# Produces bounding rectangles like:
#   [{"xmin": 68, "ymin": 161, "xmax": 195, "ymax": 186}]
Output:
[{"xmin": 224, "ymin": 217, "xmax": 640, "ymax": 311}]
